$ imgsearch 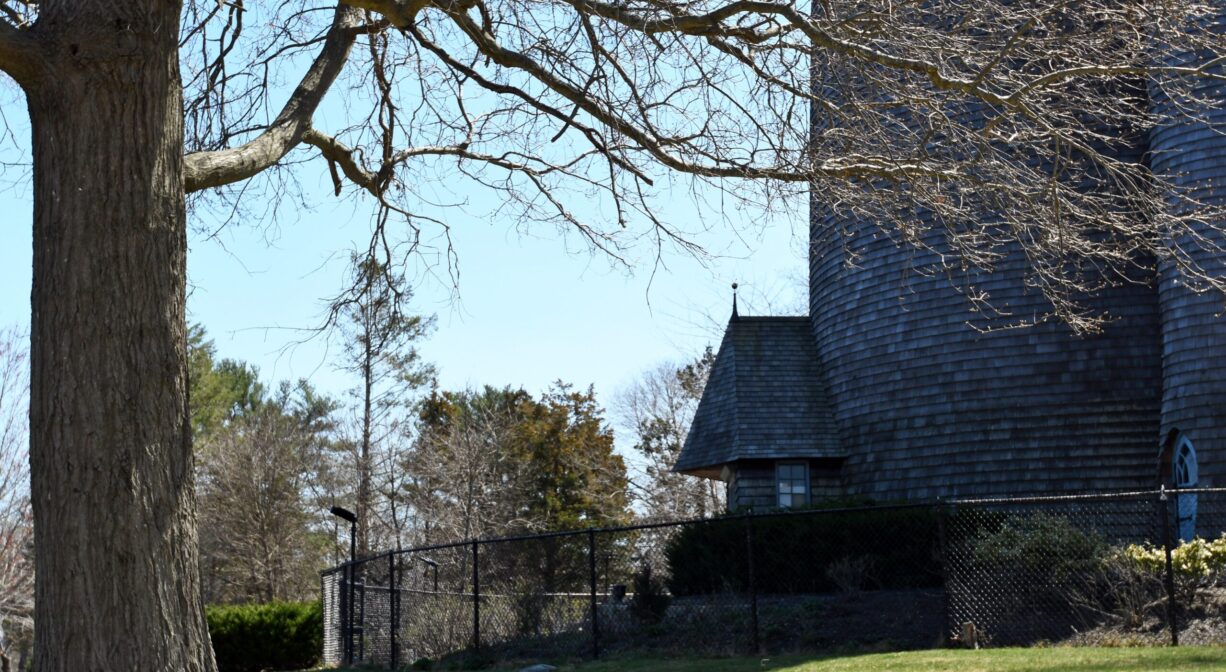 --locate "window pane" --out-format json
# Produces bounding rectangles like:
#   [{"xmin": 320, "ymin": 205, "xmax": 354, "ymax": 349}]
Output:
[{"xmin": 777, "ymin": 462, "xmax": 809, "ymax": 508}]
